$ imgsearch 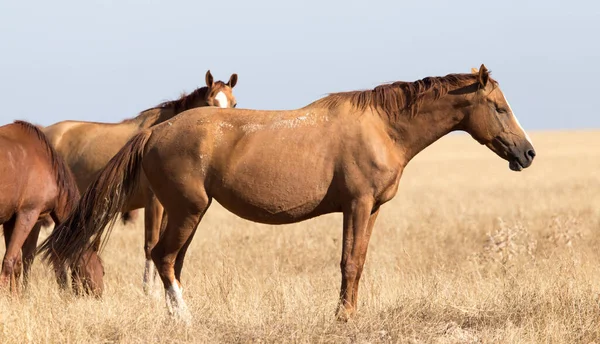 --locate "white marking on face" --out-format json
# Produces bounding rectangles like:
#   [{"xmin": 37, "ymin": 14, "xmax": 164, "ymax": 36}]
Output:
[
  {"xmin": 502, "ymin": 93, "xmax": 532, "ymax": 145},
  {"xmin": 215, "ymin": 91, "xmax": 228, "ymax": 108}
]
